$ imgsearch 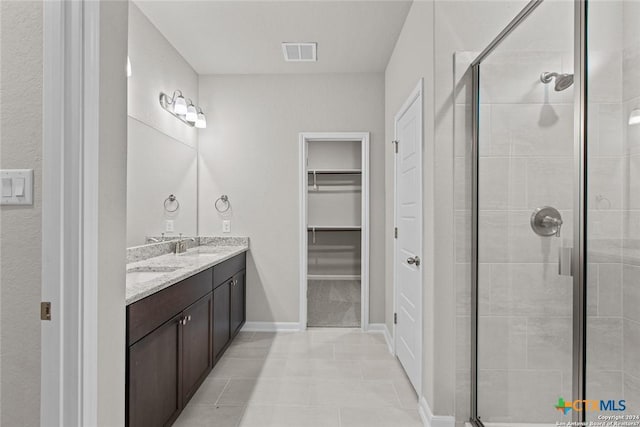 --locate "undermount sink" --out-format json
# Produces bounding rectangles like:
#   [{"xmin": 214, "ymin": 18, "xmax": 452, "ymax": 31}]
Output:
[
  {"xmin": 178, "ymin": 251, "xmax": 220, "ymax": 257},
  {"xmin": 127, "ymin": 266, "xmax": 180, "ymax": 282}
]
